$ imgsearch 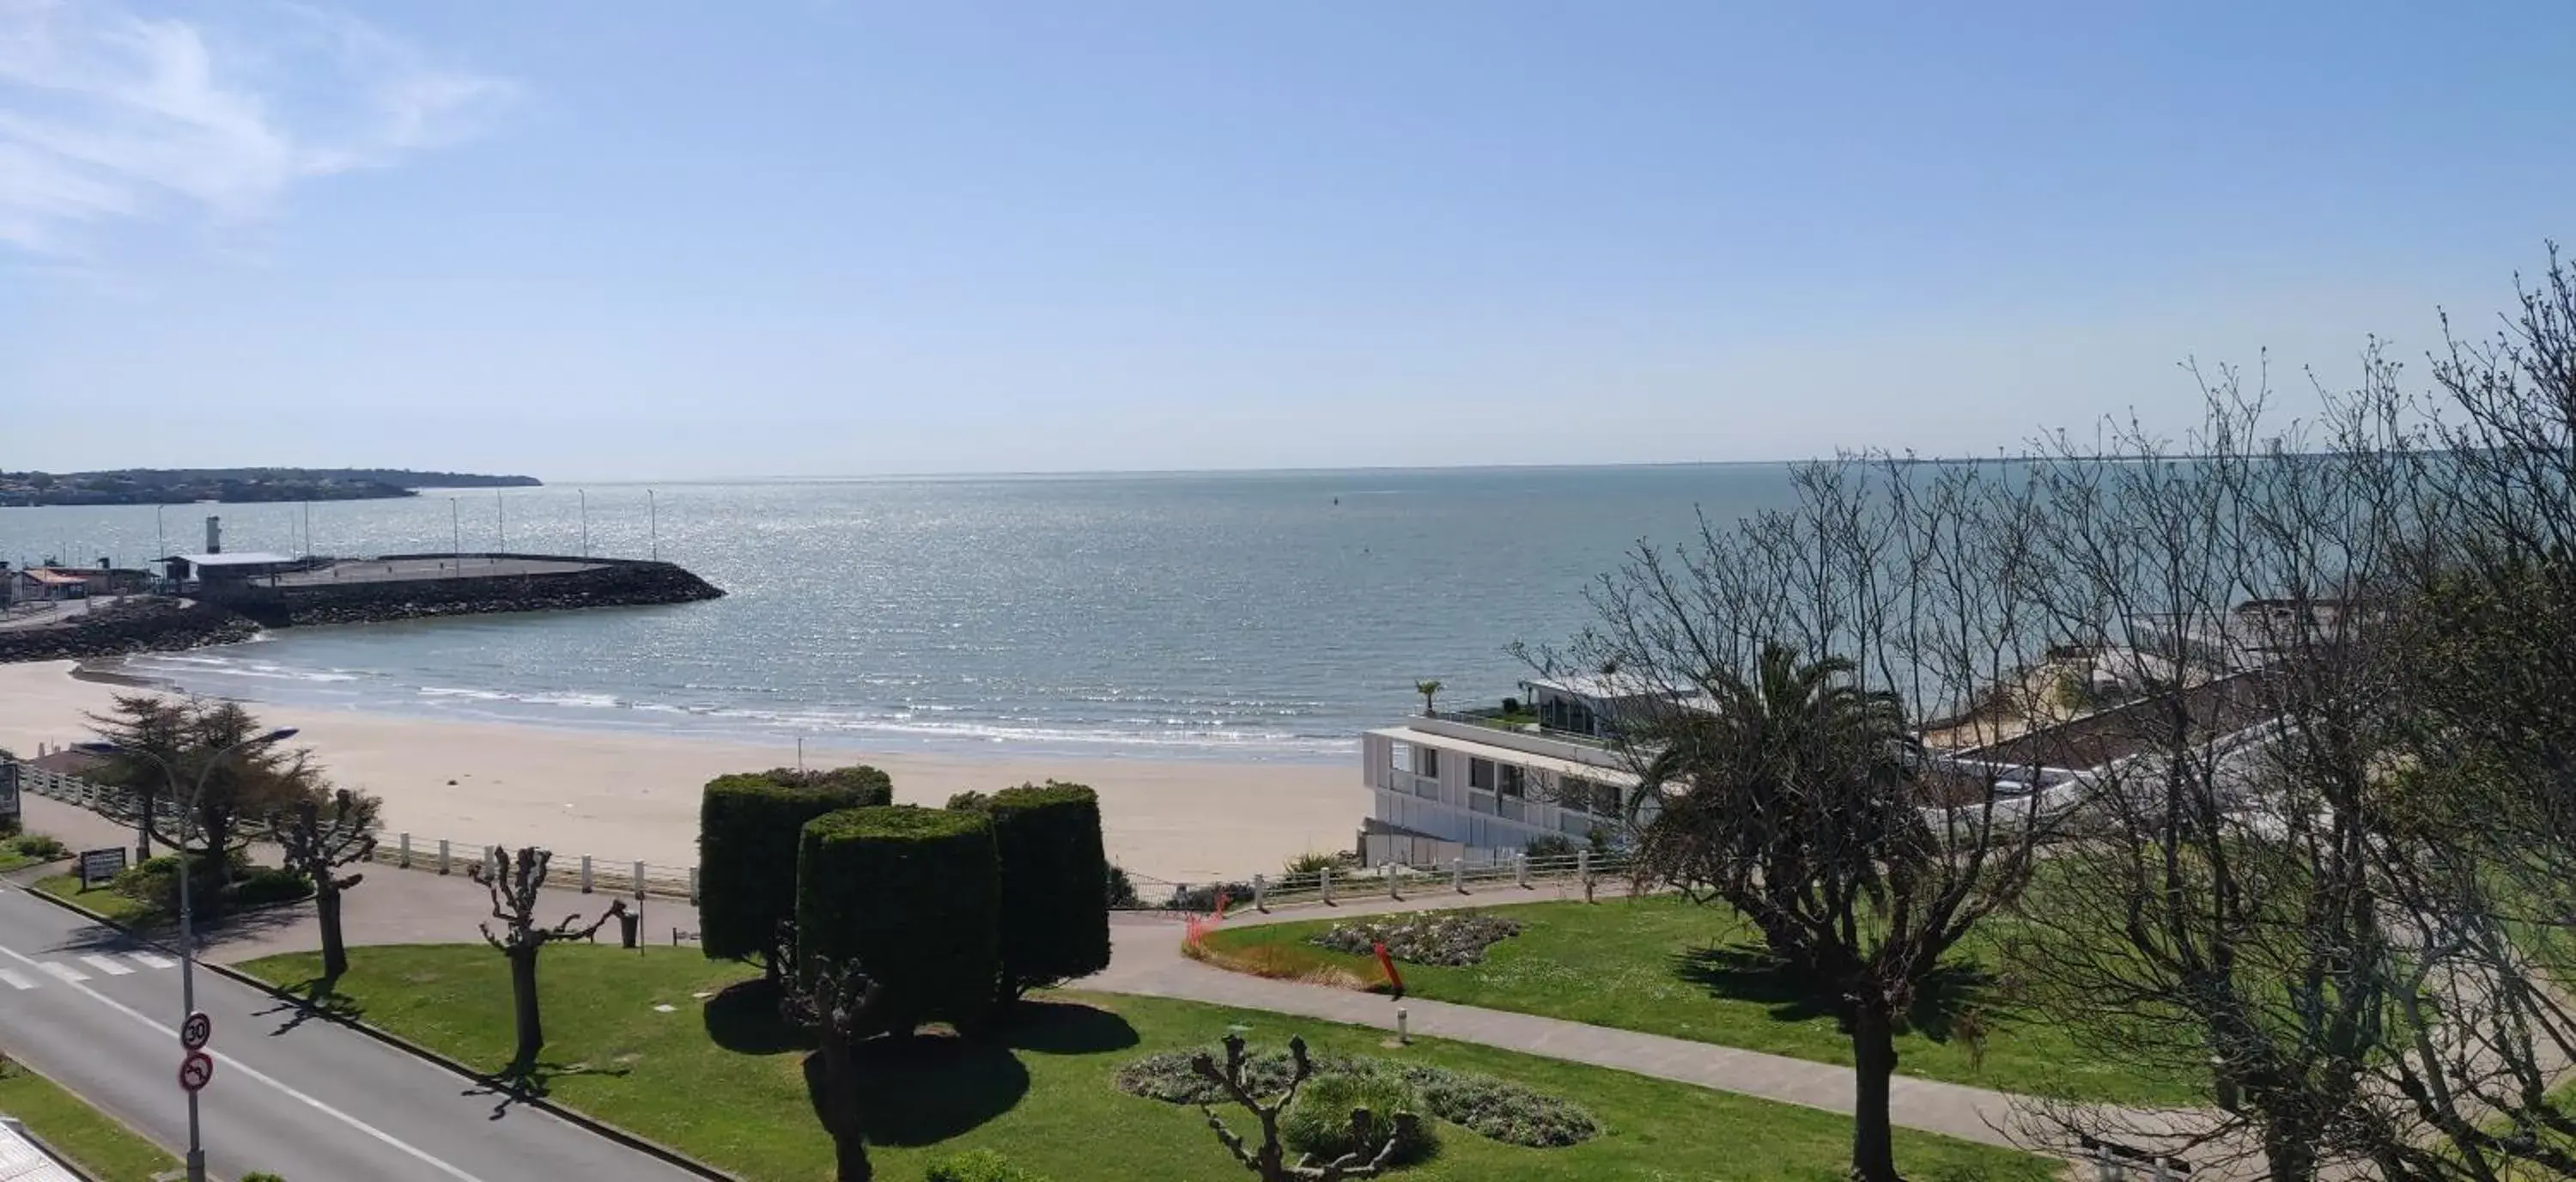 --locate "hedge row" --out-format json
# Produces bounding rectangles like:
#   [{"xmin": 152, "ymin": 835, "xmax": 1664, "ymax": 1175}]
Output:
[{"xmin": 697, "ymin": 767, "xmax": 893, "ymax": 963}]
